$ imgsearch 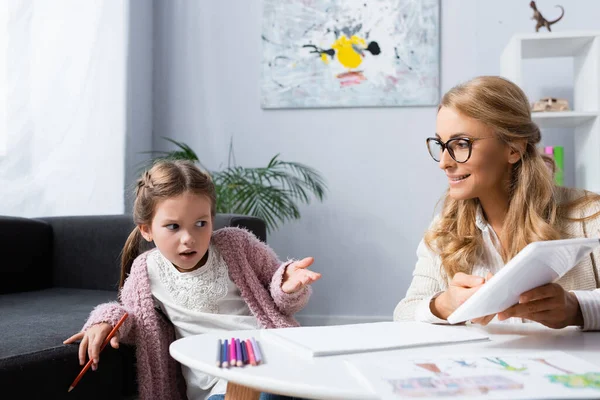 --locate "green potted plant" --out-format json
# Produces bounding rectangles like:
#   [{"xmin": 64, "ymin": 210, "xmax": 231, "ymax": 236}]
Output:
[{"xmin": 140, "ymin": 138, "xmax": 327, "ymax": 233}]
